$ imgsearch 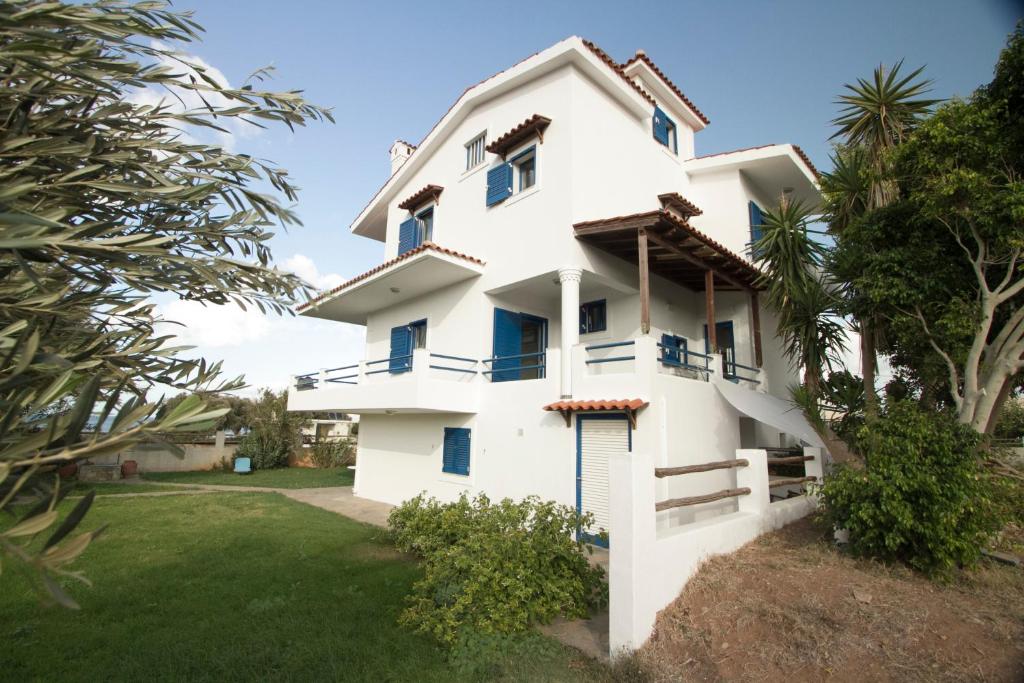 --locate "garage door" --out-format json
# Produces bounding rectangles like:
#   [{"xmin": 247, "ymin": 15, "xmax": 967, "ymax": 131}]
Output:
[{"xmin": 577, "ymin": 415, "xmax": 630, "ymax": 548}]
